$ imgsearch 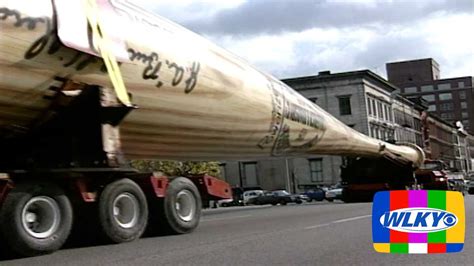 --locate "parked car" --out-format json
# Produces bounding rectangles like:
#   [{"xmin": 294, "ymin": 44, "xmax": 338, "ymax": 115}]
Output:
[
  {"xmin": 251, "ymin": 190, "xmax": 303, "ymax": 205},
  {"xmin": 243, "ymin": 190, "xmax": 264, "ymax": 205},
  {"xmin": 467, "ymin": 180, "xmax": 474, "ymax": 195},
  {"xmin": 217, "ymin": 198, "xmax": 235, "ymax": 207},
  {"xmin": 325, "ymin": 188, "xmax": 343, "ymax": 202},
  {"xmin": 299, "ymin": 194, "xmax": 310, "ymax": 202},
  {"xmin": 228, "ymin": 187, "xmax": 263, "ymax": 206},
  {"xmin": 447, "ymin": 178, "xmax": 466, "ymax": 195},
  {"xmin": 301, "ymin": 189, "xmax": 325, "ymax": 202}
]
